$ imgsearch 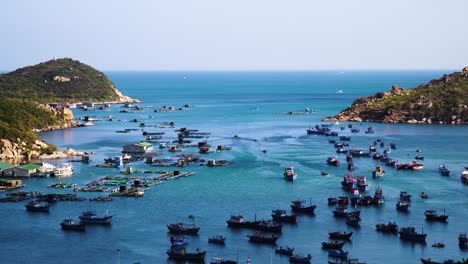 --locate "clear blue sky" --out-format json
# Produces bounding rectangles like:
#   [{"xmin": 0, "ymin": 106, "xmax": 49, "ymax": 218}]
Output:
[{"xmin": 2, "ymin": 0, "xmax": 467, "ymax": 71}]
